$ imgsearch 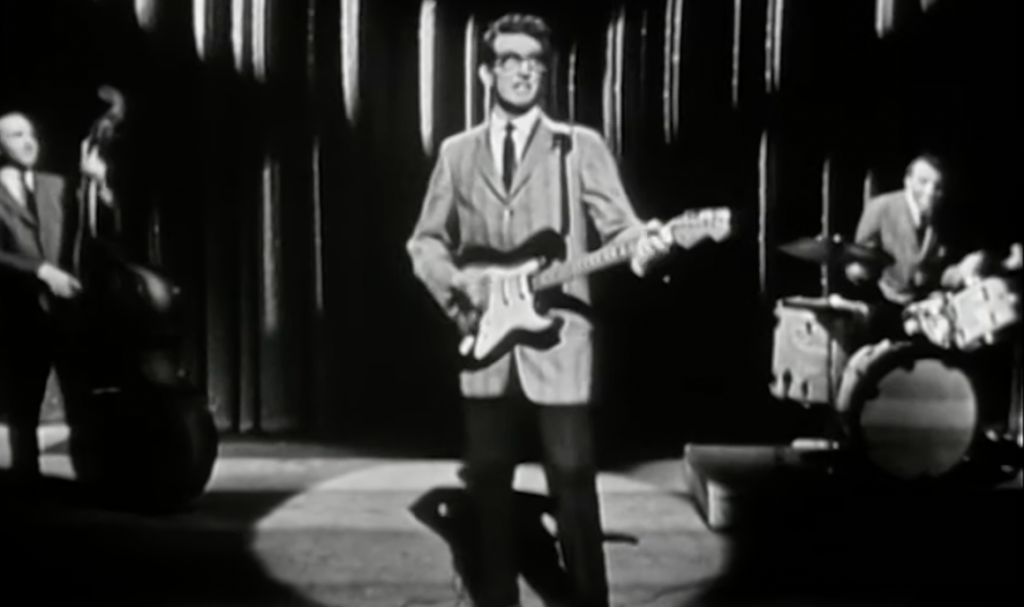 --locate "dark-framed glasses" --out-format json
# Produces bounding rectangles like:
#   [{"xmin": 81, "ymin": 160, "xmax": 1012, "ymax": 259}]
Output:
[{"xmin": 495, "ymin": 52, "xmax": 547, "ymax": 73}]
